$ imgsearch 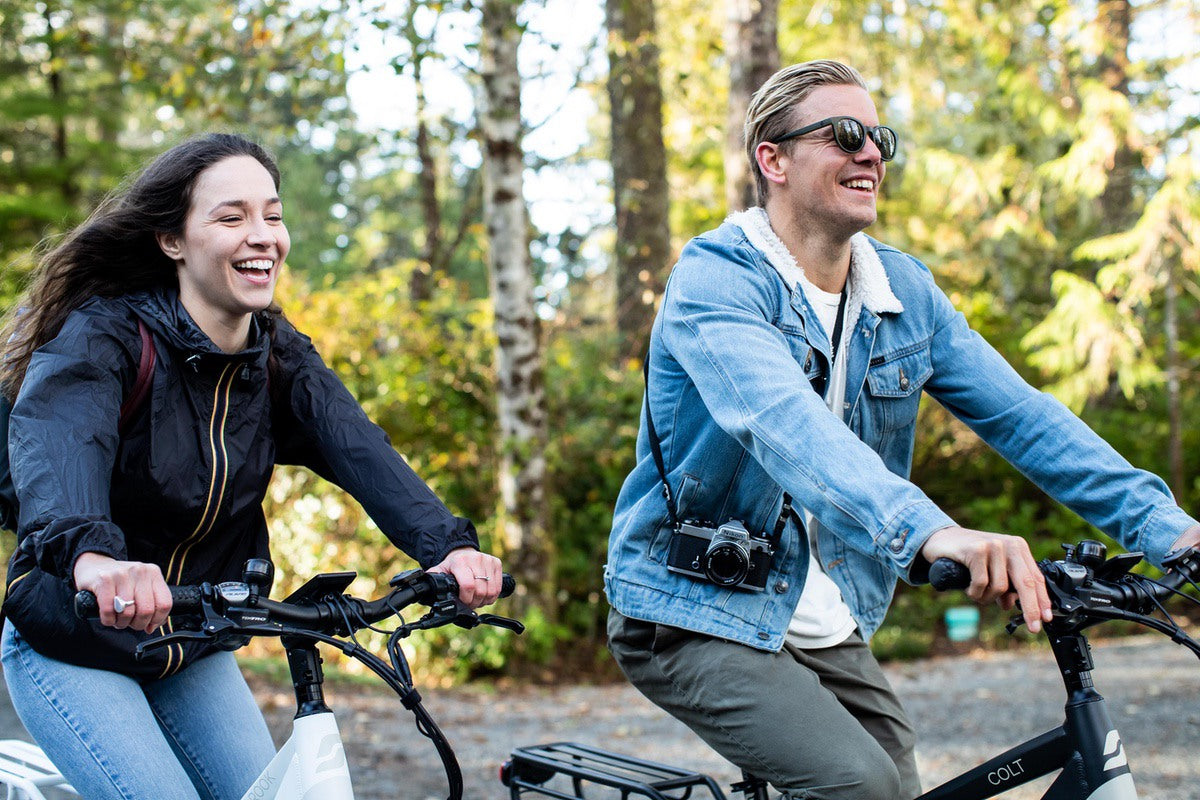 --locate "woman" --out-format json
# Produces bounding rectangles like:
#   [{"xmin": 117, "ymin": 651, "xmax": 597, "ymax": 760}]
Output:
[{"xmin": 0, "ymin": 133, "xmax": 503, "ymax": 799}]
